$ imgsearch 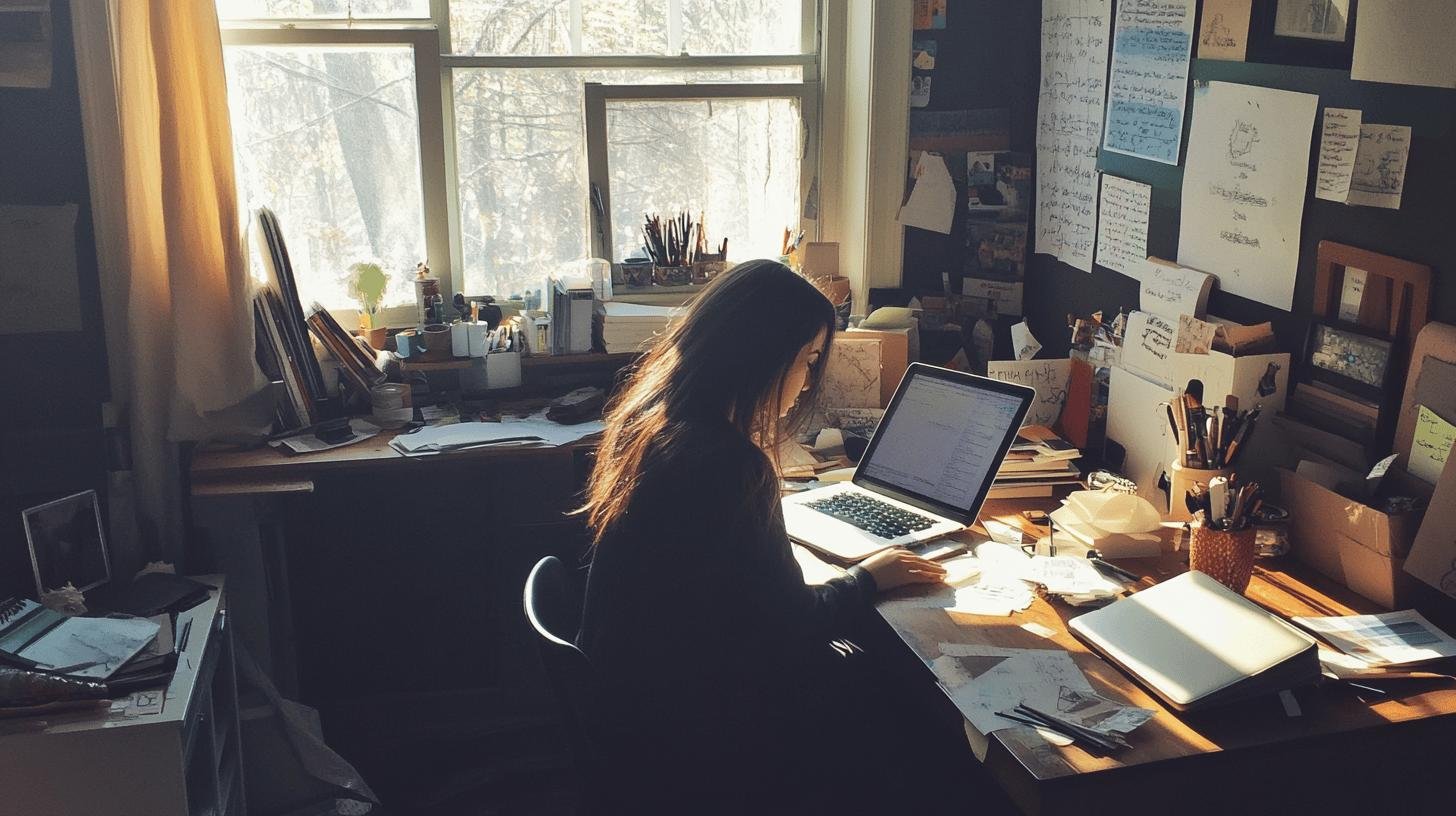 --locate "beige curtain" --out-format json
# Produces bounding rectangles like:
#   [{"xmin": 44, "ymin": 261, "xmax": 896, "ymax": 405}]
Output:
[{"xmin": 106, "ymin": 0, "xmax": 267, "ymax": 563}]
